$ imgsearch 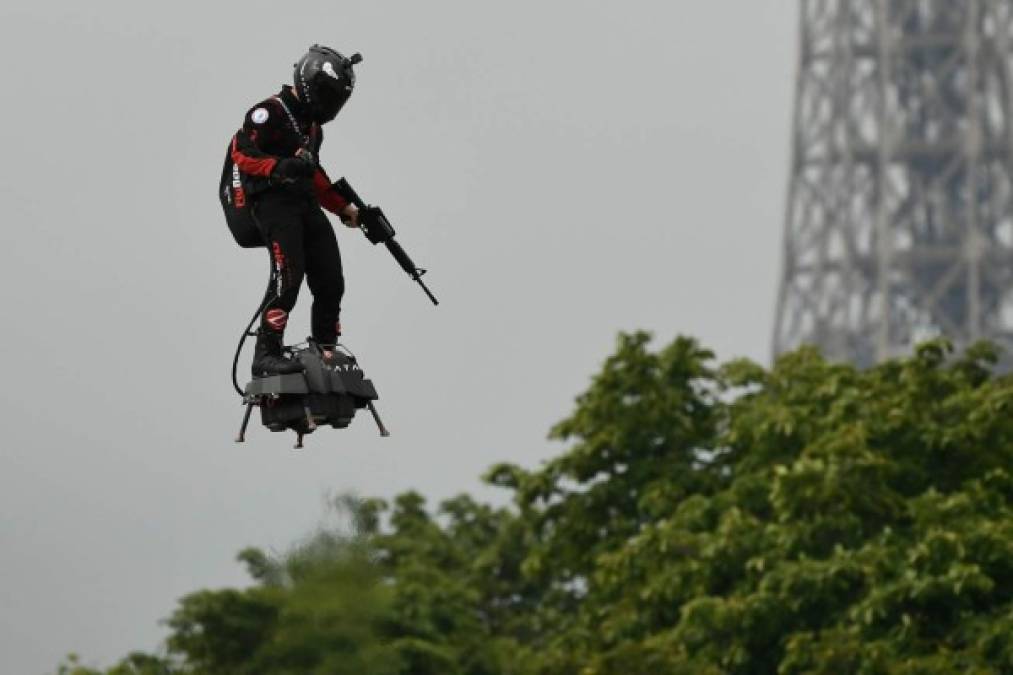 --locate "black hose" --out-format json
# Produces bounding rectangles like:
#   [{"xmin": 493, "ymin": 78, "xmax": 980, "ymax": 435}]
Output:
[
  {"xmin": 232, "ymin": 252, "xmax": 276, "ymax": 397},
  {"xmin": 232, "ymin": 205, "xmax": 278, "ymax": 397}
]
